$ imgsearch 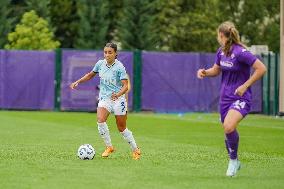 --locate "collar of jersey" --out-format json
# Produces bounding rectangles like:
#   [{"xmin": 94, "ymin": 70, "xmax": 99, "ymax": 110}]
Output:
[{"xmin": 105, "ymin": 59, "xmax": 117, "ymax": 68}]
